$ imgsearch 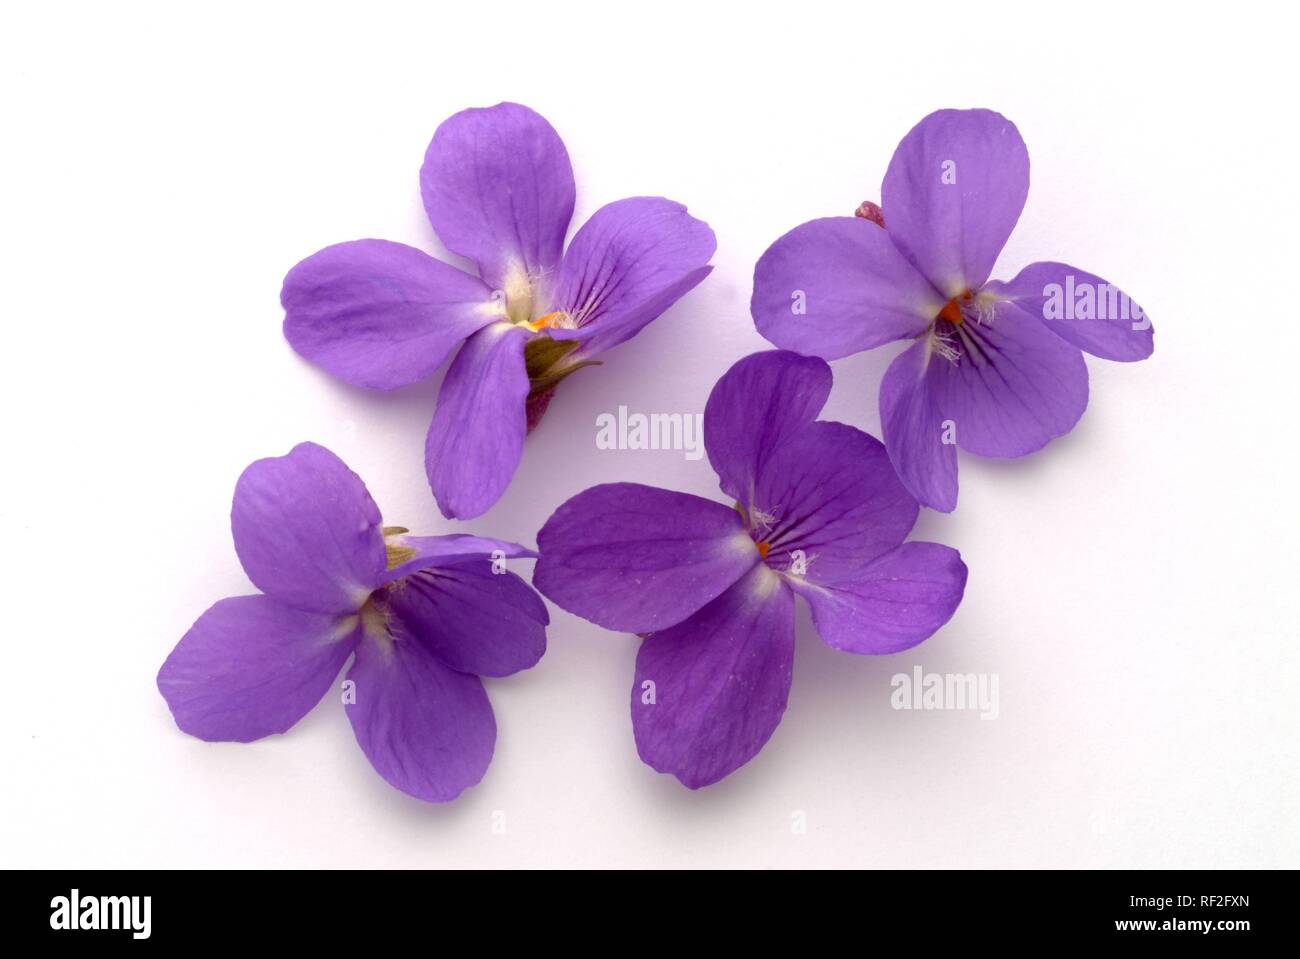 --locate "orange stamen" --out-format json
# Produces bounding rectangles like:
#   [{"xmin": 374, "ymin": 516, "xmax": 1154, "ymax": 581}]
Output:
[
  {"xmin": 525, "ymin": 311, "xmax": 563, "ymax": 332},
  {"xmin": 756, "ymin": 540, "xmax": 771, "ymax": 559},
  {"xmin": 937, "ymin": 290, "xmax": 976, "ymax": 326}
]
